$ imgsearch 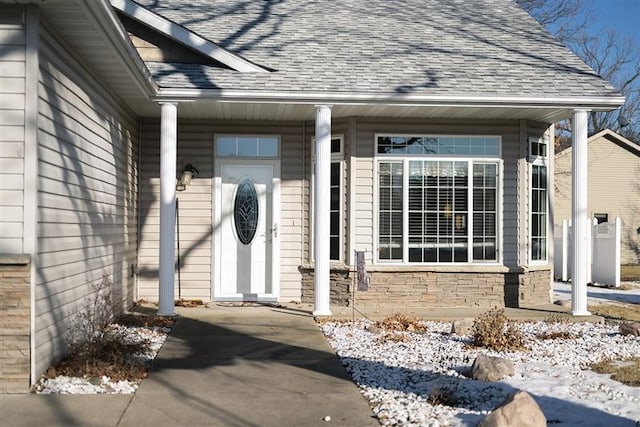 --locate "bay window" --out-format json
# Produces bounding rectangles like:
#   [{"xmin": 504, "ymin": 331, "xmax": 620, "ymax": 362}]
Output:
[{"xmin": 376, "ymin": 135, "xmax": 500, "ymax": 264}]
